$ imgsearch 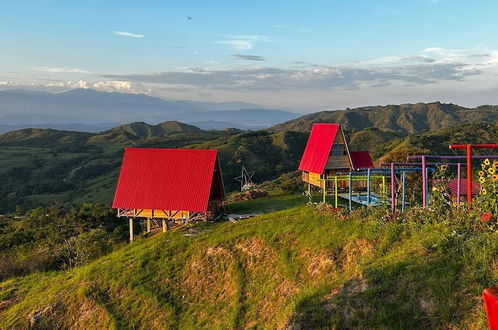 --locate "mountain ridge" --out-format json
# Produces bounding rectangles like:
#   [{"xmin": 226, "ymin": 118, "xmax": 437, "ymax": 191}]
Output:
[{"xmin": 270, "ymin": 102, "xmax": 498, "ymax": 134}]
